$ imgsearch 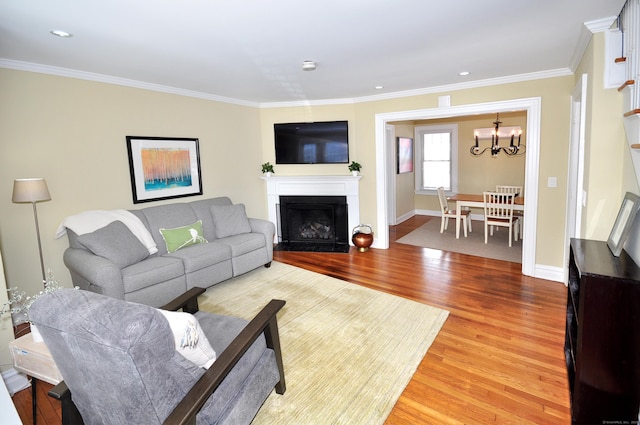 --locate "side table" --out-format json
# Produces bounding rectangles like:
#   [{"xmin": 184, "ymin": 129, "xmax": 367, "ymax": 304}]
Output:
[{"xmin": 9, "ymin": 332, "xmax": 62, "ymax": 425}]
